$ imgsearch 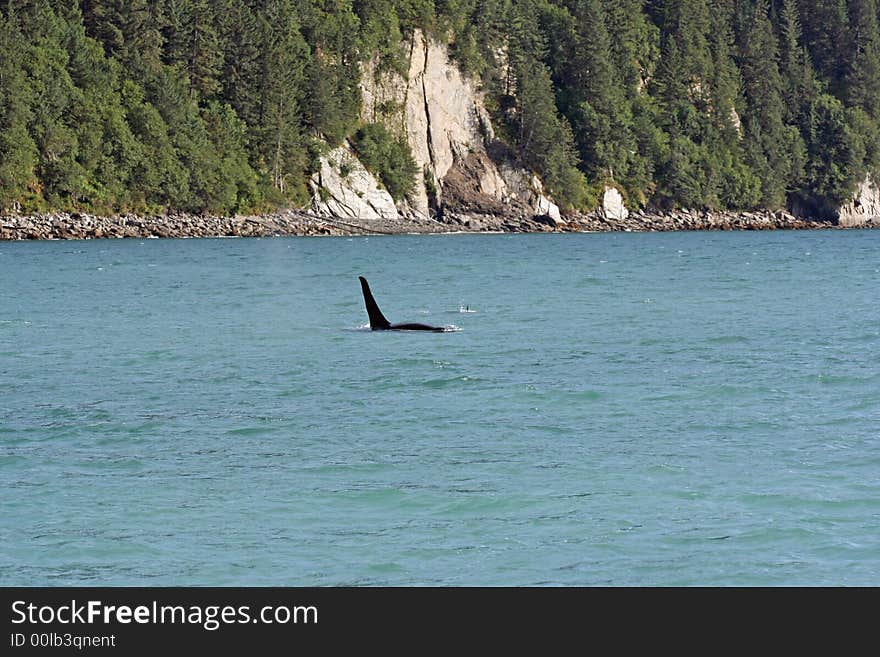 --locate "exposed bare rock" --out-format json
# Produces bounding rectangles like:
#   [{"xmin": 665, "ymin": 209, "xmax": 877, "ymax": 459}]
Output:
[
  {"xmin": 309, "ymin": 142, "xmax": 400, "ymax": 221},
  {"xmin": 356, "ymin": 29, "xmax": 561, "ymax": 224},
  {"xmin": 602, "ymin": 187, "xmax": 629, "ymax": 221},
  {"xmin": 837, "ymin": 175, "xmax": 880, "ymax": 227}
]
